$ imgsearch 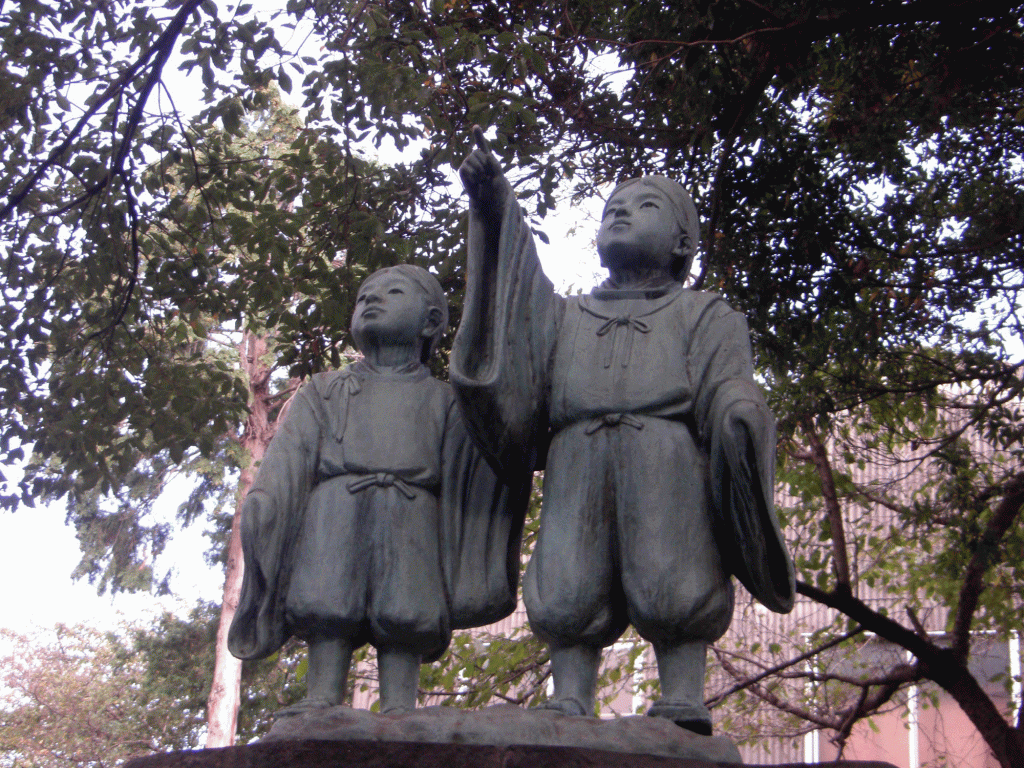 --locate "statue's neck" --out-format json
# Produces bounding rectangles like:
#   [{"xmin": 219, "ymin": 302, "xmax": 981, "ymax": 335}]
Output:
[
  {"xmin": 360, "ymin": 343, "xmax": 421, "ymax": 373},
  {"xmin": 602, "ymin": 267, "xmax": 677, "ymax": 291}
]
